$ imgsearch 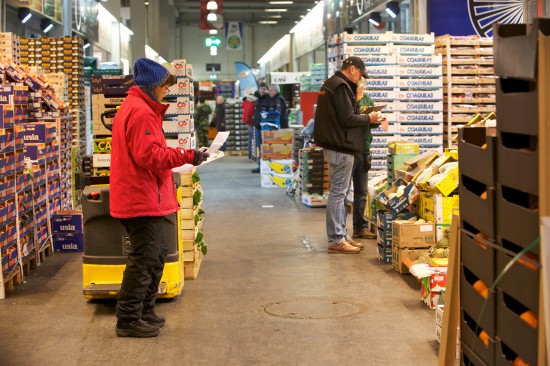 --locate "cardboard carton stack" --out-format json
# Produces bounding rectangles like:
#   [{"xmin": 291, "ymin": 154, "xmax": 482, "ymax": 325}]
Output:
[
  {"xmin": 300, "ymin": 63, "xmax": 326, "ymax": 92},
  {"xmin": 52, "ymin": 211, "xmax": 83, "ymax": 252},
  {"xmin": 391, "ymin": 220, "xmax": 436, "ymax": 274},
  {"xmin": 435, "ymin": 35, "xmax": 496, "ymax": 148},
  {"xmin": 299, "ymin": 147, "xmax": 328, "ymax": 207},
  {"xmin": 164, "ymin": 59, "xmax": 195, "ymax": 151},
  {"xmin": 328, "ymin": 32, "xmax": 444, "ymax": 178},
  {"xmin": 387, "ymin": 142, "xmax": 419, "ymax": 184},
  {"xmin": 225, "ymin": 99, "xmax": 248, "ymax": 153},
  {"xmin": 375, "ymin": 178, "xmax": 418, "ymax": 263},
  {"xmin": 174, "ymin": 168, "xmax": 204, "ymax": 280},
  {"xmin": 0, "ymin": 58, "xmax": 74, "ymax": 289},
  {"xmin": 260, "ymin": 129, "xmax": 294, "ymax": 188},
  {"xmin": 0, "ymin": 33, "xmax": 20, "ymax": 66},
  {"xmin": 89, "ymin": 75, "xmax": 134, "ymax": 179},
  {"xmin": 456, "ymin": 20, "xmax": 549, "ymax": 366}
]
